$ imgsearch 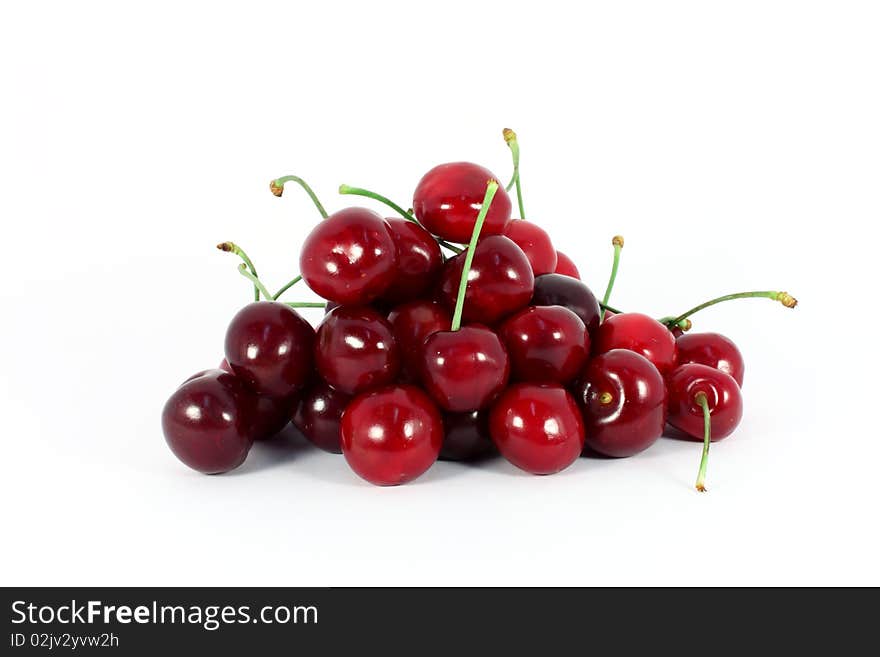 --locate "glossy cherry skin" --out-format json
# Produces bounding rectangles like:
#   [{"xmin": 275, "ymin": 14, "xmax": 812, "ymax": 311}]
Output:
[
  {"xmin": 299, "ymin": 207, "xmax": 397, "ymax": 304},
  {"xmin": 341, "ymin": 385, "xmax": 443, "ymax": 486},
  {"xmin": 572, "ymin": 350, "xmax": 667, "ymax": 457},
  {"xmin": 412, "ymin": 162, "xmax": 512, "ymax": 243},
  {"xmin": 421, "ymin": 326, "xmax": 510, "ymax": 412},
  {"xmin": 503, "ymin": 220, "xmax": 557, "ymax": 275},
  {"xmin": 667, "ymin": 364, "xmax": 743, "ymax": 442},
  {"xmin": 498, "ymin": 306, "xmax": 589, "ymax": 384},
  {"xmin": 593, "ymin": 312, "xmax": 678, "ymax": 375},
  {"xmin": 531, "ymin": 273, "xmax": 601, "ymax": 337},
  {"xmin": 292, "ymin": 380, "xmax": 351, "ymax": 453},
  {"xmin": 224, "ymin": 302, "xmax": 315, "ymax": 398},
  {"xmin": 378, "ymin": 217, "xmax": 444, "ymax": 305},
  {"xmin": 675, "ymin": 332, "xmax": 745, "ymax": 387},
  {"xmin": 553, "ymin": 251, "xmax": 580, "ymax": 279},
  {"xmin": 440, "ymin": 410, "xmax": 496, "ymax": 461},
  {"xmin": 315, "ymin": 306, "xmax": 400, "ymax": 395},
  {"xmin": 489, "ymin": 383, "xmax": 585, "ymax": 475},
  {"xmin": 162, "ymin": 369, "xmax": 255, "ymax": 474},
  {"xmin": 215, "ymin": 359, "xmax": 293, "ymax": 440},
  {"xmin": 387, "ymin": 300, "xmax": 452, "ymax": 381},
  {"xmin": 438, "ymin": 235, "xmax": 534, "ymax": 325}
]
